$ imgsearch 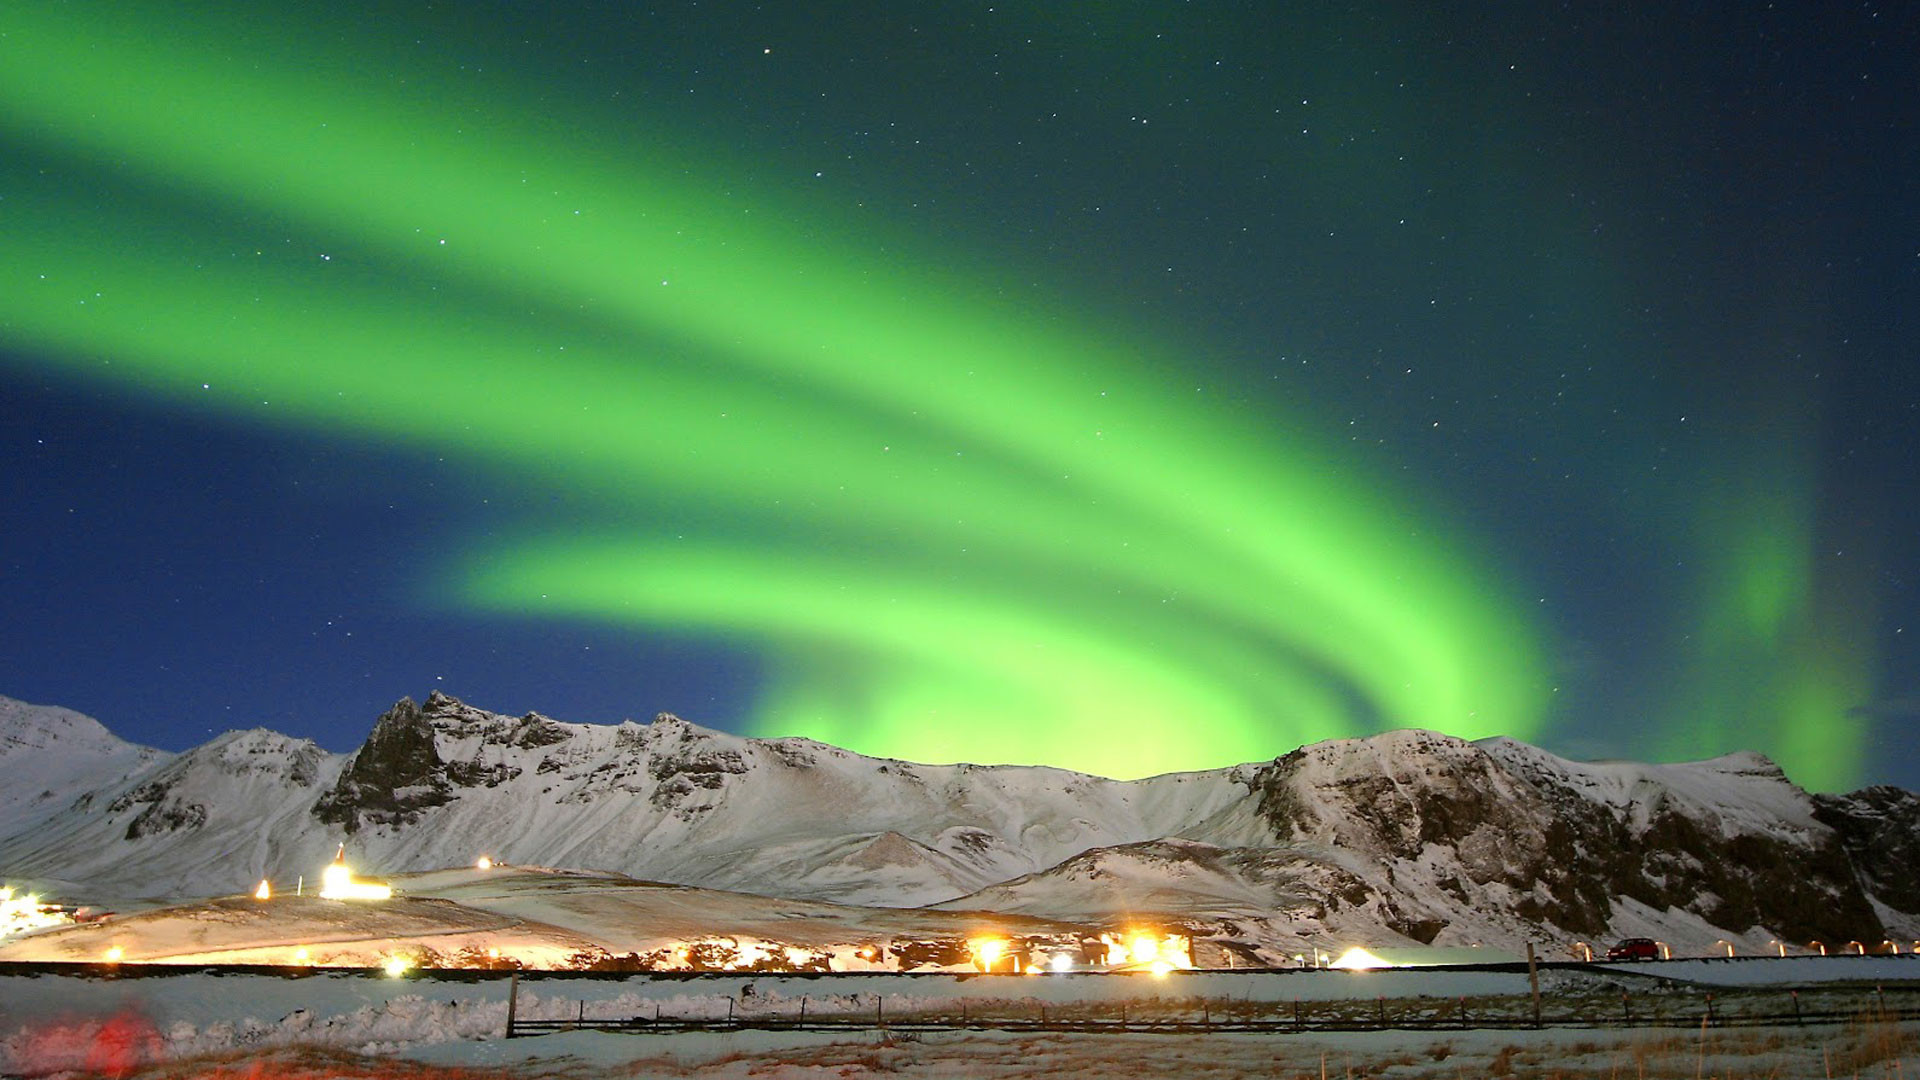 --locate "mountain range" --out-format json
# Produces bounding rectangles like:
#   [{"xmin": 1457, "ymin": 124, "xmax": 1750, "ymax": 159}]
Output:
[{"xmin": 2, "ymin": 691, "xmax": 1914, "ymax": 960}]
